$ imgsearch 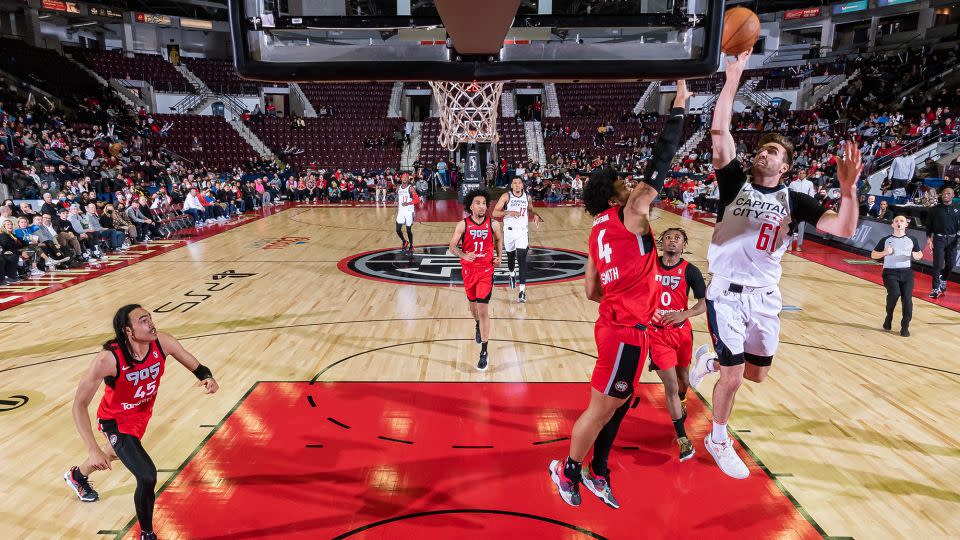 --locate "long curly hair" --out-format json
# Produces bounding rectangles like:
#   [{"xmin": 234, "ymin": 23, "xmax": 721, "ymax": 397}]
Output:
[{"xmin": 103, "ymin": 304, "xmax": 142, "ymax": 368}]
